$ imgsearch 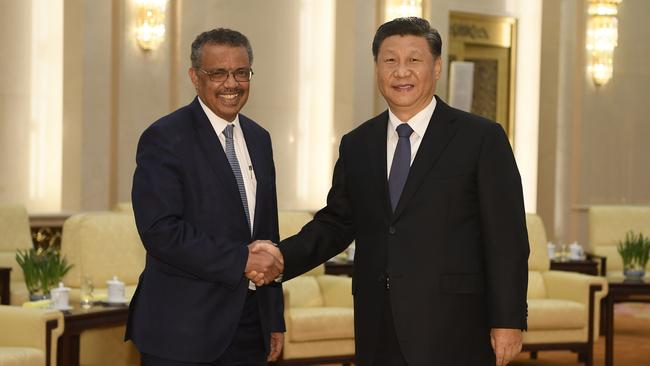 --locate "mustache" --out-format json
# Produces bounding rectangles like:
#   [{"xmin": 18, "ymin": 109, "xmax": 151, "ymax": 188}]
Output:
[{"xmin": 217, "ymin": 88, "xmax": 242, "ymax": 94}]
